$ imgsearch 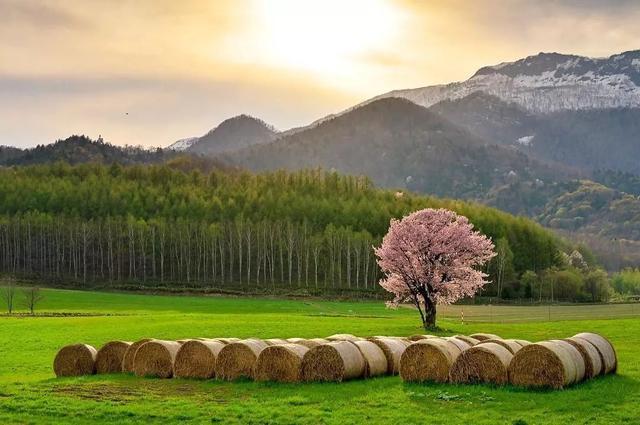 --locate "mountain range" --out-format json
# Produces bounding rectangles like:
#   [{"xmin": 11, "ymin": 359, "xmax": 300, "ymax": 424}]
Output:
[
  {"xmin": 2, "ymin": 49, "xmax": 640, "ymax": 268},
  {"xmin": 166, "ymin": 49, "xmax": 640, "ymax": 267}
]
